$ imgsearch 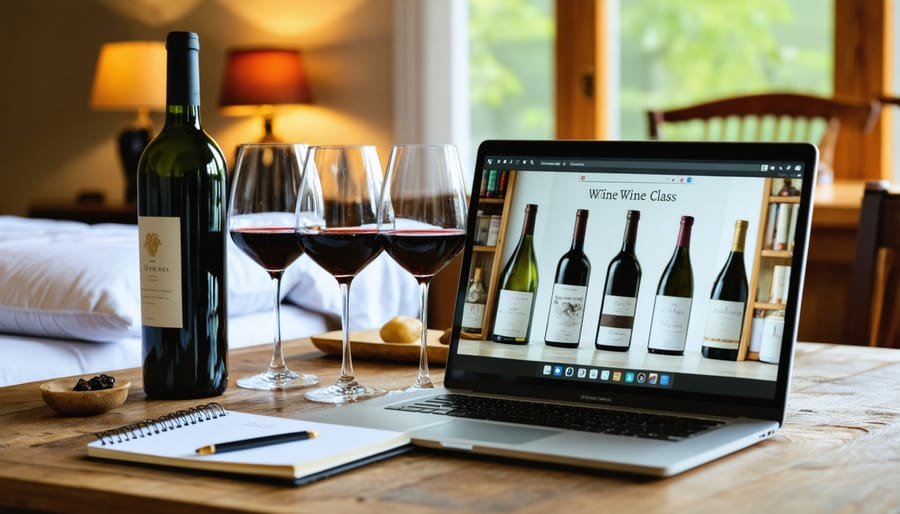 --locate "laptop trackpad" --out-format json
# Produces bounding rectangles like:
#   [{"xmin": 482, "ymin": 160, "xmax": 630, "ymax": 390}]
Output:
[{"xmin": 413, "ymin": 420, "xmax": 560, "ymax": 445}]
